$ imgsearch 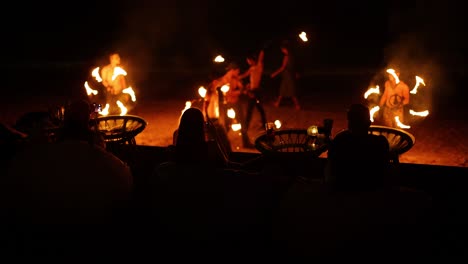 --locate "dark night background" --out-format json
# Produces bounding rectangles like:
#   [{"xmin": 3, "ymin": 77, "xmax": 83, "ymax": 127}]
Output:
[{"xmin": 1, "ymin": 0, "xmax": 466, "ymax": 113}]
